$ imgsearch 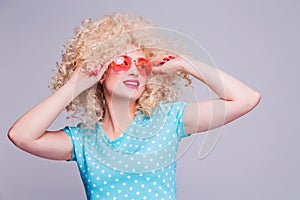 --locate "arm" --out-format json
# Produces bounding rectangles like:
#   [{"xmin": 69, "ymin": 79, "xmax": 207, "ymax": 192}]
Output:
[
  {"xmin": 153, "ymin": 55, "xmax": 261, "ymax": 134},
  {"xmin": 8, "ymin": 82, "xmax": 75, "ymax": 160},
  {"xmin": 8, "ymin": 65, "xmax": 106, "ymax": 160},
  {"xmin": 181, "ymin": 55, "xmax": 261, "ymax": 134}
]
